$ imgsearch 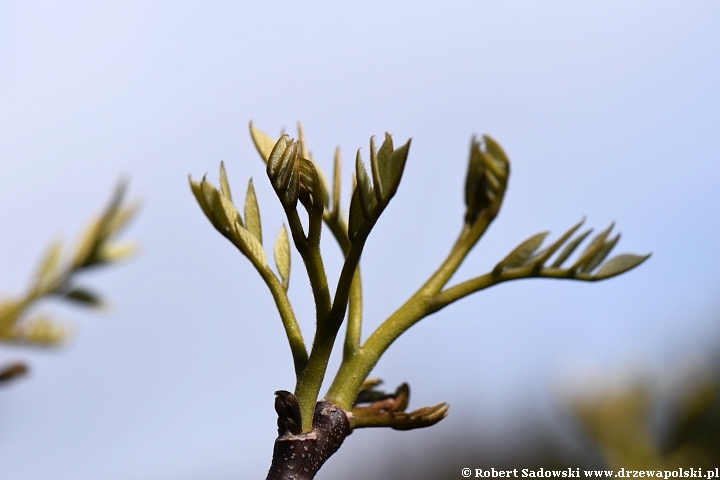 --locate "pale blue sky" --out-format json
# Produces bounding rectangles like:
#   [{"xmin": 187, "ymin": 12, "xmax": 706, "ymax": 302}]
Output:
[{"xmin": 1, "ymin": 2, "xmax": 719, "ymax": 478}]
